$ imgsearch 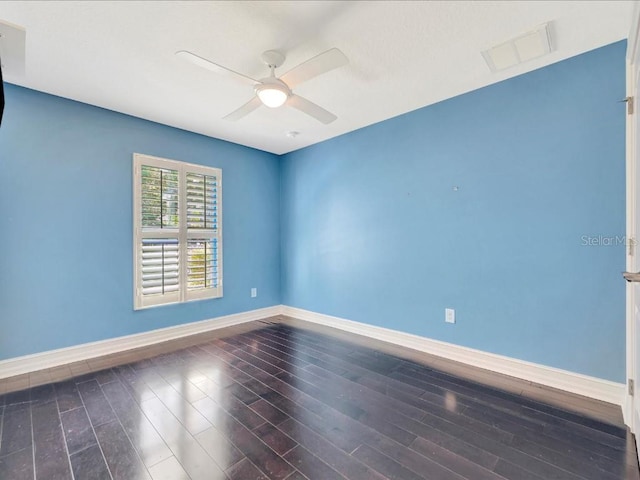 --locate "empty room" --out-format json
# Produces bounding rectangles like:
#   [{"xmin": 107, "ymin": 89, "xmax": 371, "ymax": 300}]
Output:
[{"xmin": 1, "ymin": 1, "xmax": 639, "ymax": 479}]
